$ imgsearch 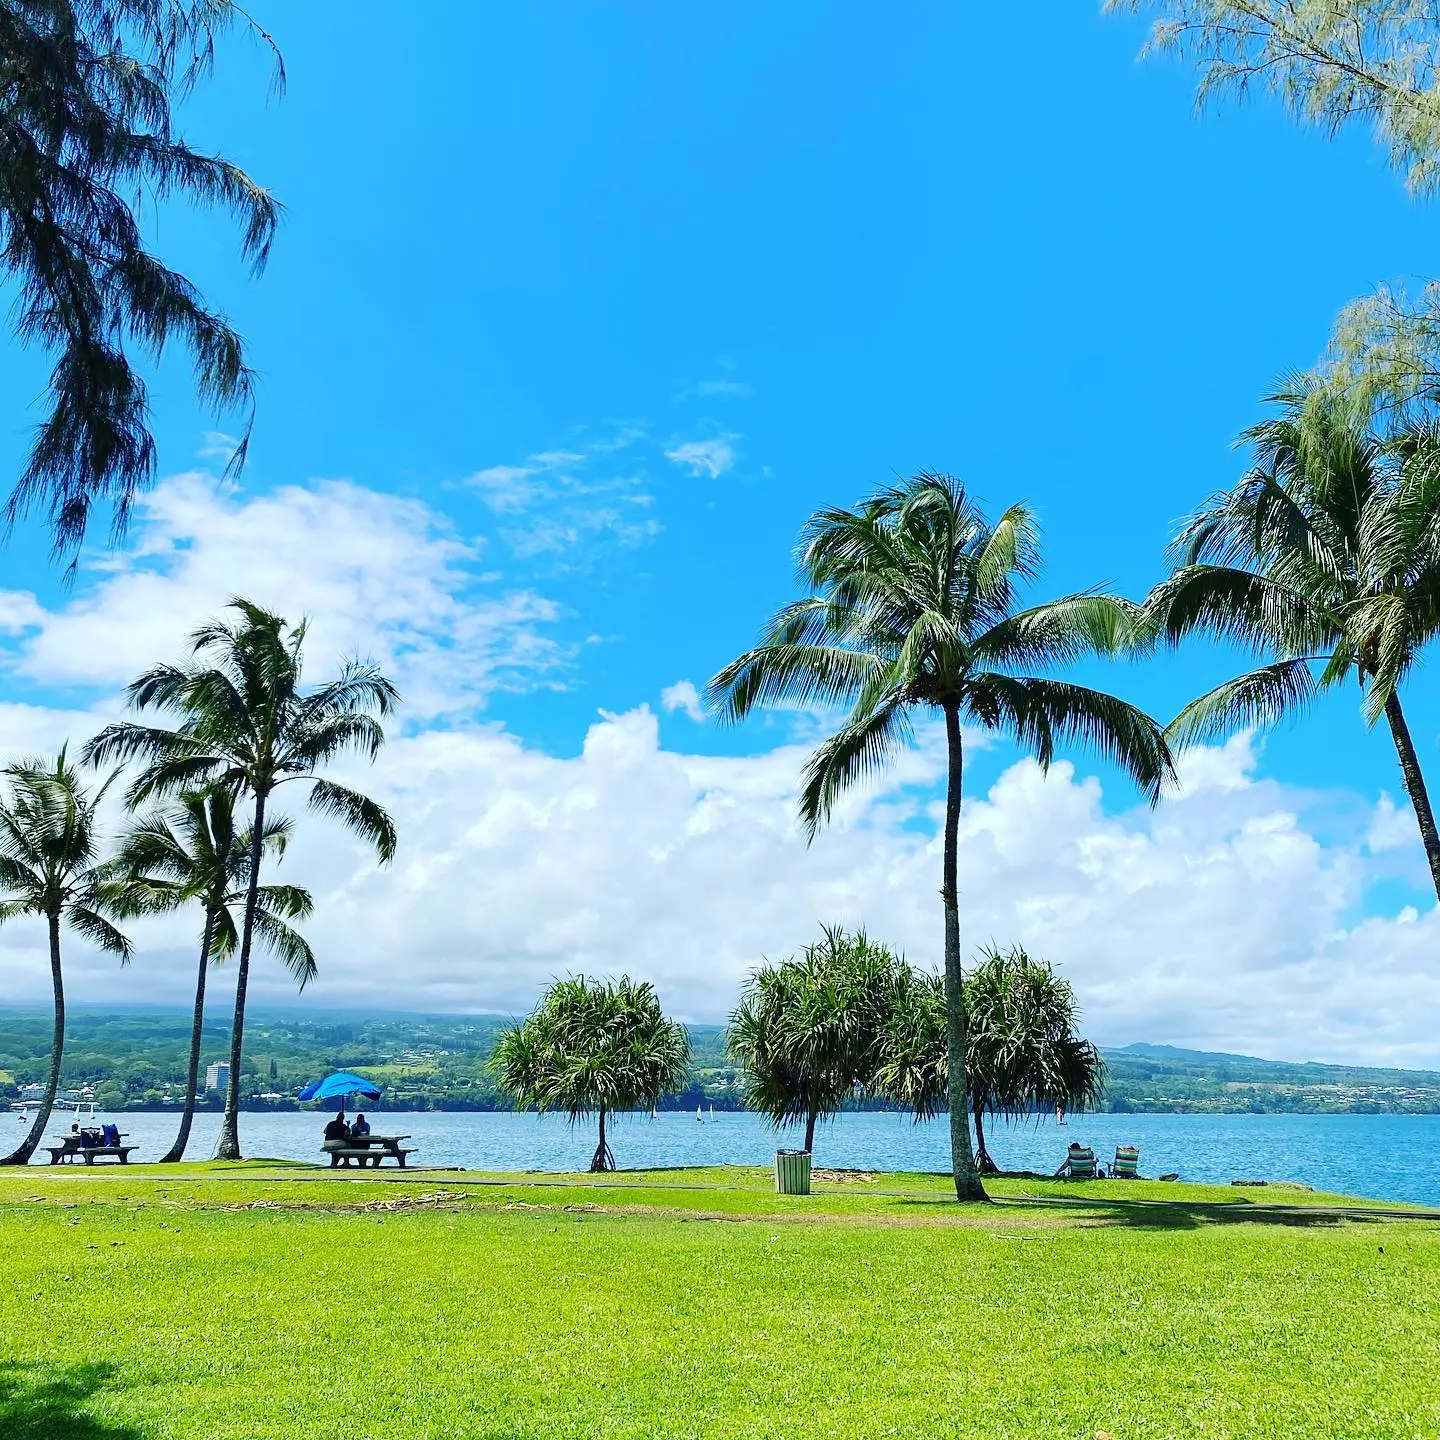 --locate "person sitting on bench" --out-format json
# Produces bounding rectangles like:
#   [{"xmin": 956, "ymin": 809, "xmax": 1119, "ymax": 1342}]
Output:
[
  {"xmin": 351, "ymin": 1112, "xmax": 371, "ymax": 1138},
  {"xmin": 322, "ymin": 1110, "xmax": 353, "ymax": 1167},
  {"xmin": 101, "ymin": 1123, "xmax": 121, "ymax": 1147}
]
